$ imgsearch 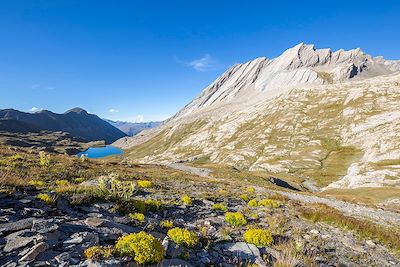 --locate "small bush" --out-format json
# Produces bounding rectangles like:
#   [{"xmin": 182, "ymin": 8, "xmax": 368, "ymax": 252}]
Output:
[
  {"xmin": 258, "ymin": 199, "xmax": 281, "ymax": 208},
  {"xmin": 247, "ymin": 186, "xmax": 256, "ymax": 194},
  {"xmin": 9, "ymin": 154, "xmax": 23, "ymax": 162},
  {"xmin": 239, "ymin": 194, "xmax": 250, "ymax": 202},
  {"xmin": 181, "ymin": 195, "xmax": 192, "ymax": 206},
  {"xmin": 243, "ymin": 228, "xmax": 273, "ymax": 247},
  {"xmin": 212, "ymin": 203, "xmax": 228, "ymax": 212},
  {"xmin": 218, "ymin": 189, "xmax": 227, "ymax": 194},
  {"xmin": 138, "ymin": 180, "xmax": 153, "ymax": 188},
  {"xmin": 248, "ymin": 198, "xmax": 281, "ymax": 208},
  {"xmin": 115, "ymin": 231, "xmax": 164, "ymax": 265},
  {"xmin": 129, "ymin": 212, "xmax": 145, "ymax": 224},
  {"xmin": 167, "ymin": 227, "xmax": 199, "ymax": 247},
  {"xmin": 36, "ymin": 193, "xmax": 54, "ymax": 205},
  {"xmin": 98, "ymin": 175, "xmax": 136, "ymax": 202},
  {"xmin": 39, "ymin": 151, "xmax": 51, "ymax": 167},
  {"xmin": 248, "ymin": 199, "xmax": 258, "ymax": 207},
  {"xmin": 225, "ymin": 212, "xmax": 247, "ymax": 227},
  {"xmin": 29, "ymin": 180, "xmax": 47, "ymax": 188},
  {"xmin": 55, "ymin": 180, "xmax": 70, "ymax": 186},
  {"xmin": 160, "ymin": 220, "xmax": 174, "ymax": 229},
  {"xmin": 145, "ymin": 199, "xmax": 163, "ymax": 211},
  {"xmin": 84, "ymin": 246, "xmax": 113, "ymax": 260},
  {"xmin": 73, "ymin": 177, "xmax": 85, "ymax": 184}
]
